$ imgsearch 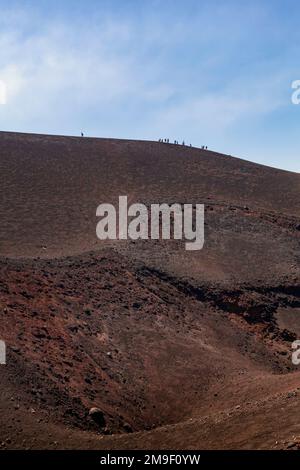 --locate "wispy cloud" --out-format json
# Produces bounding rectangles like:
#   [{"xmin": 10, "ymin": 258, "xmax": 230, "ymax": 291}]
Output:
[{"xmin": 0, "ymin": 0, "xmax": 298, "ymax": 171}]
